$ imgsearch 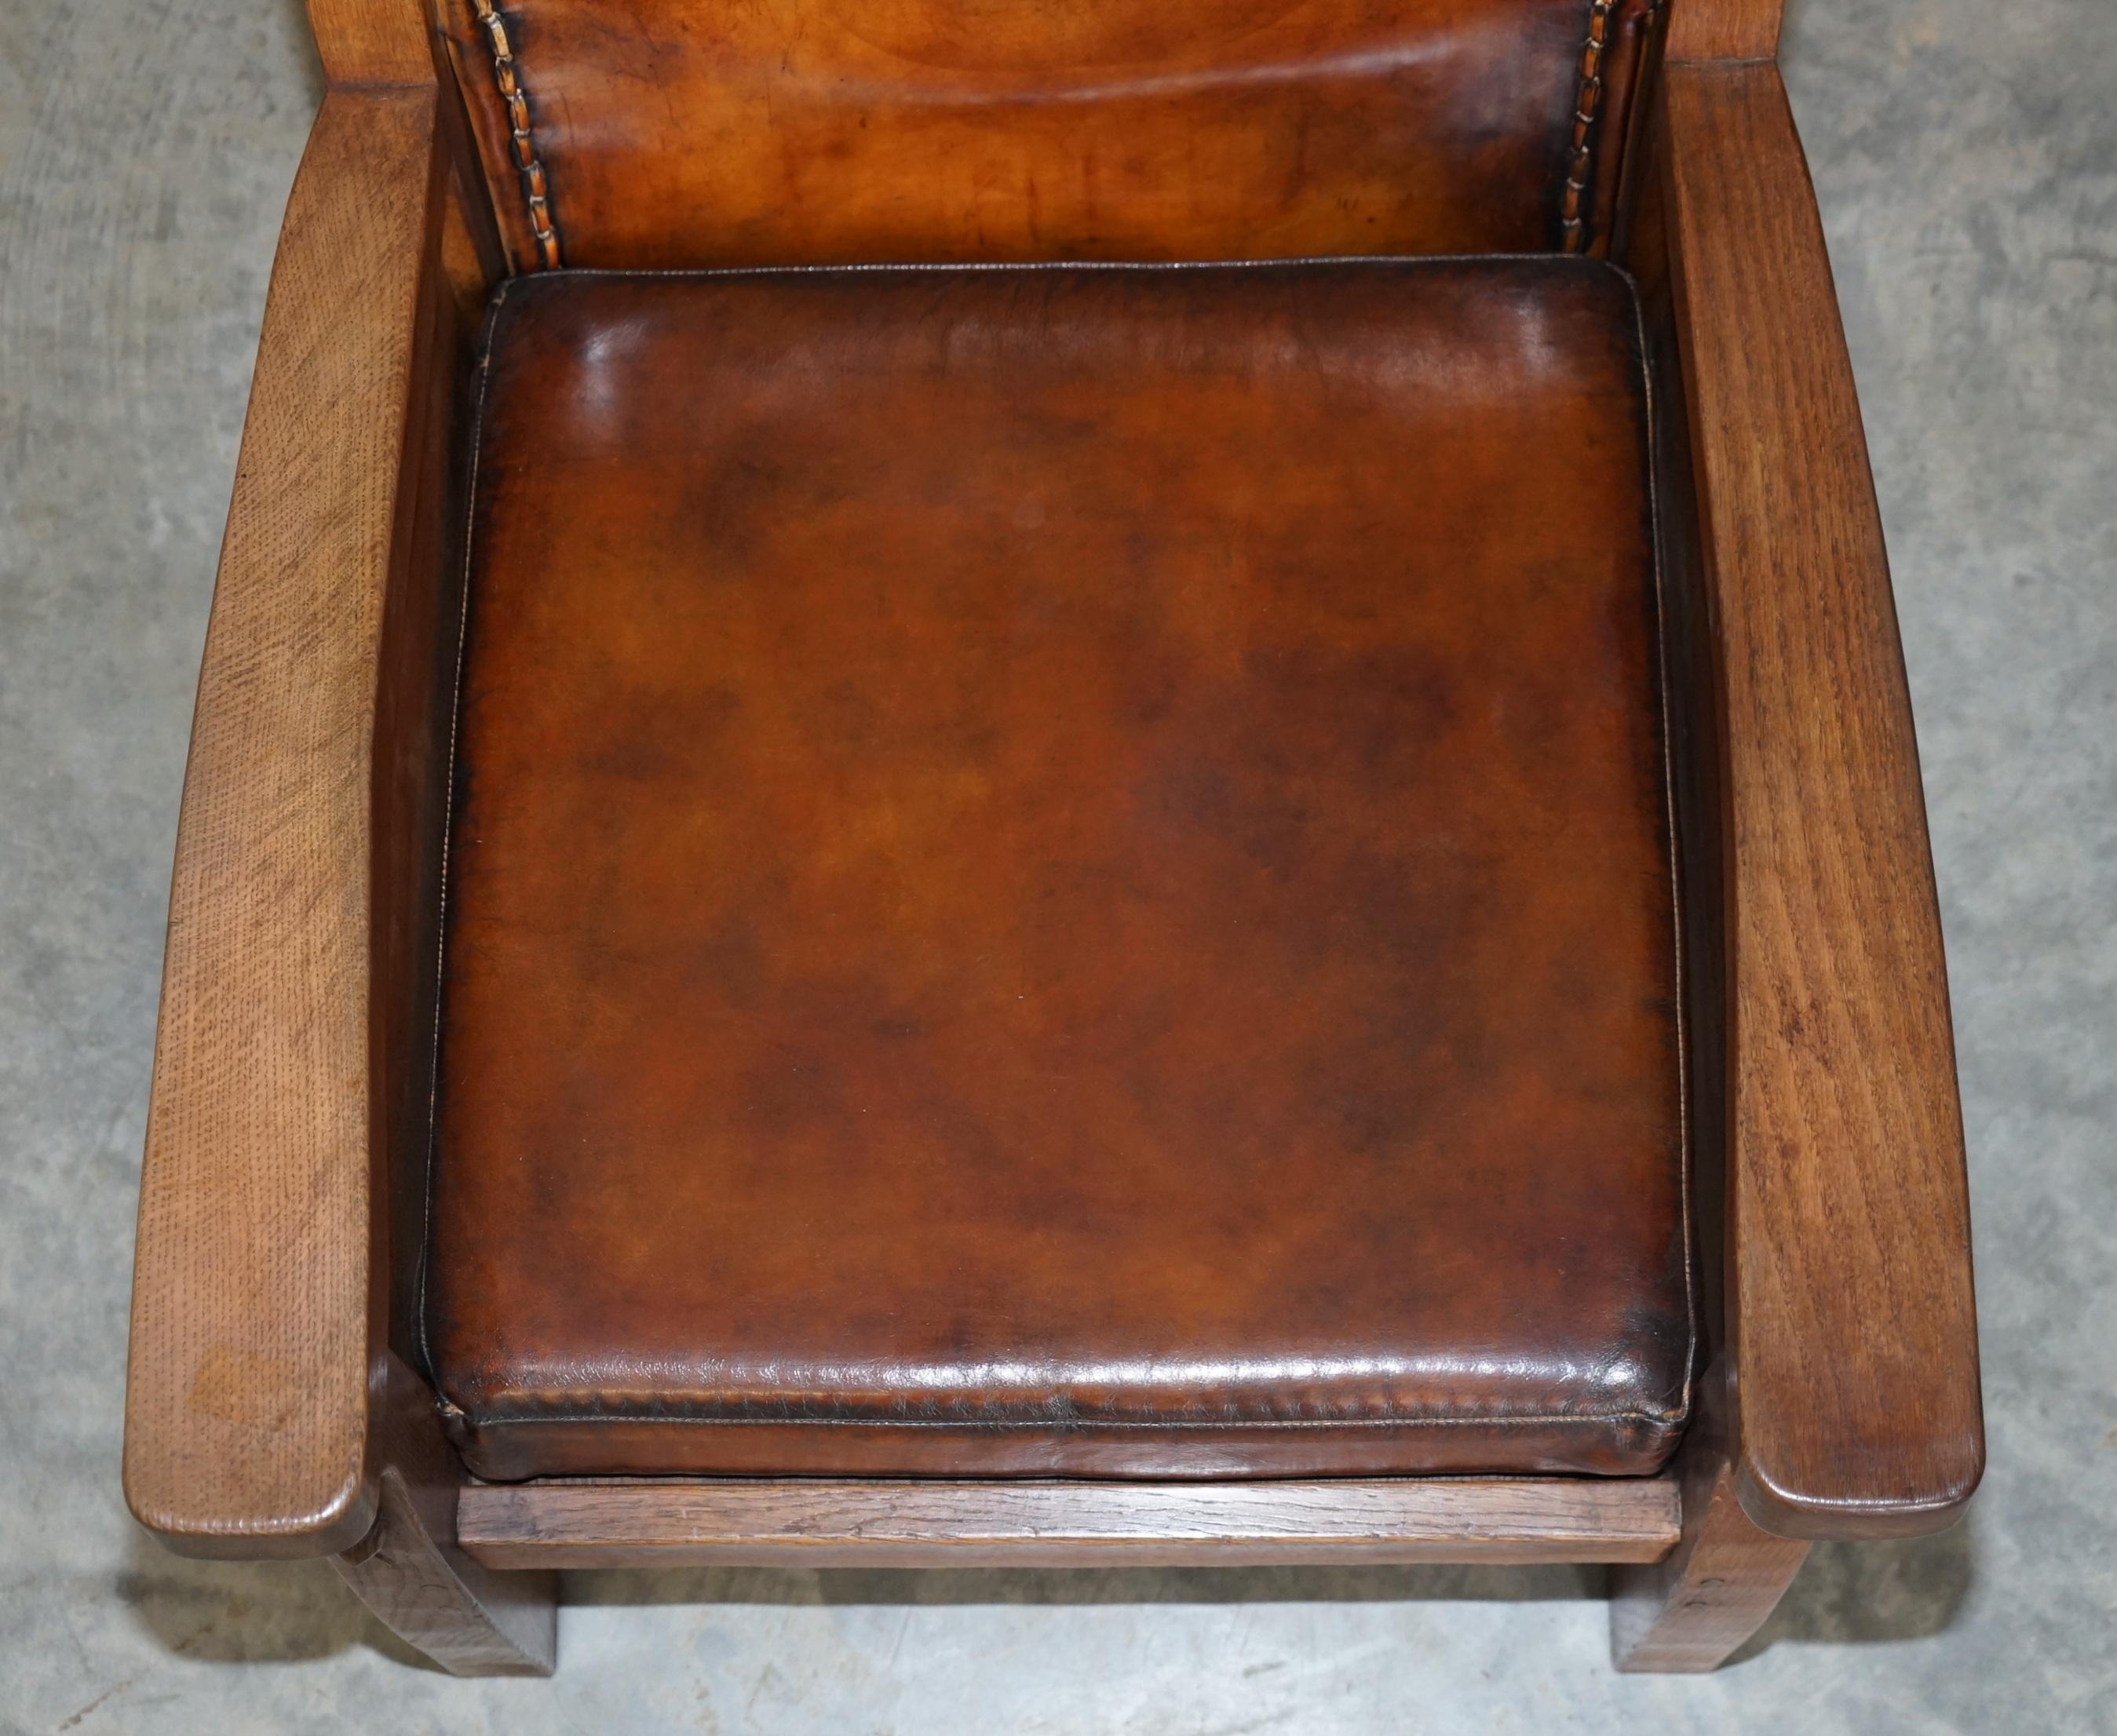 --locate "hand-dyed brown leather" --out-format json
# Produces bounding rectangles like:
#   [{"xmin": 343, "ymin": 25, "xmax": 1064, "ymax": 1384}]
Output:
[
  {"xmin": 439, "ymin": 0, "xmax": 1658, "ymax": 271},
  {"xmin": 425, "ymin": 259, "xmax": 1689, "ymax": 1481}
]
